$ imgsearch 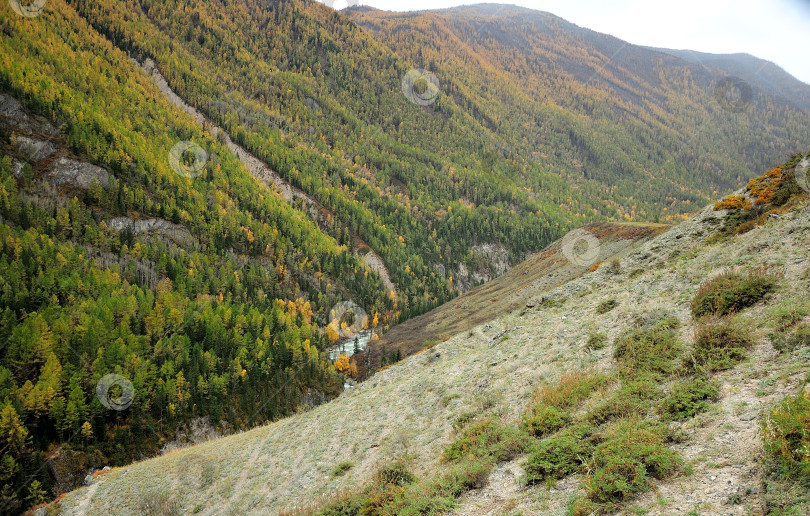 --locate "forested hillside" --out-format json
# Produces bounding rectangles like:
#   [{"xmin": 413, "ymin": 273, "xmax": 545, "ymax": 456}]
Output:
[
  {"xmin": 349, "ymin": 4, "xmax": 810, "ymax": 219},
  {"xmin": 0, "ymin": 1, "xmax": 389, "ymax": 511},
  {"xmin": 69, "ymin": 0, "xmax": 810, "ymax": 297},
  {"xmin": 68, "ymin": 0, "xmax": 574, "ymax": 309},
  {"xmin": 1, "ymin": 0, "xmax": 809, "ymax": 513}
]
